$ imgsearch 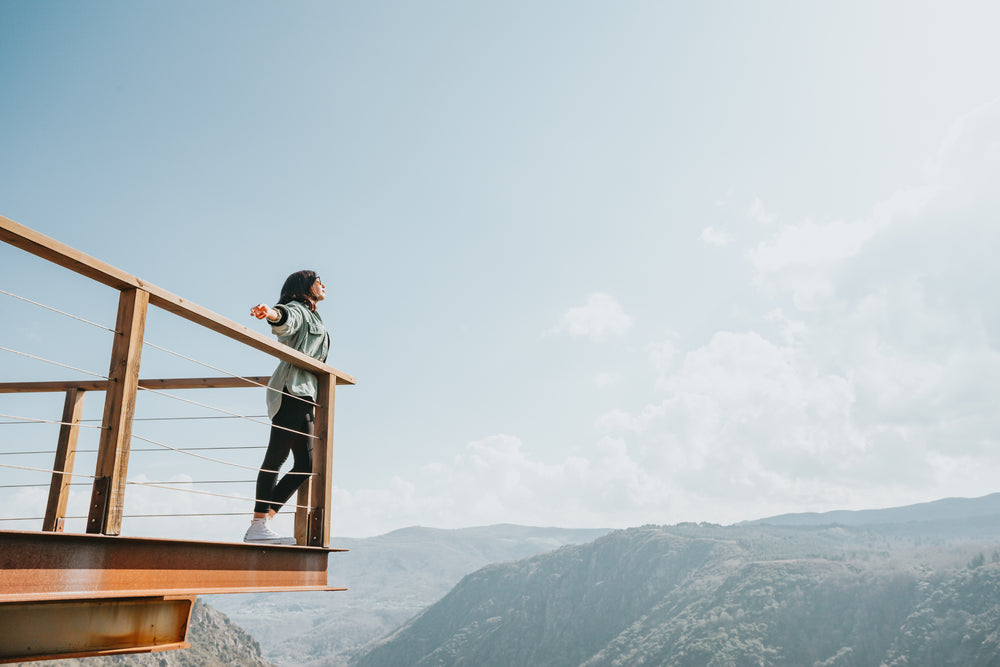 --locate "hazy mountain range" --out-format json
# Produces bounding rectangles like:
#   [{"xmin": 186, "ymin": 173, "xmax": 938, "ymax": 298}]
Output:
[
  {"xmin": 32, "ymin": 493, "xmax": 1000, "ymax": 666},
  {"xmin": 354, "ymin": 494, "xmax": 1000, "ymax": 666},
  {"xmin": 747, "ymin": 492, "xmax": 1000, "ymax": 527}
]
